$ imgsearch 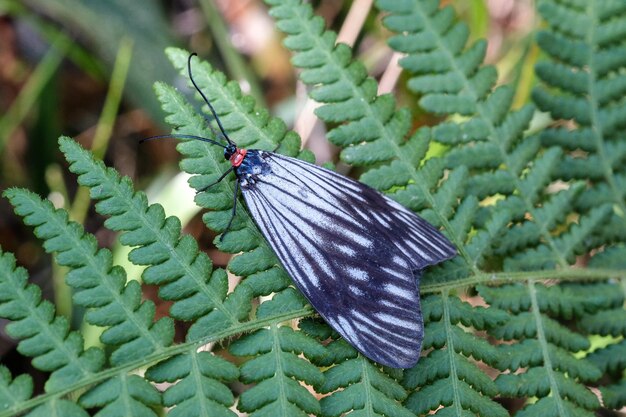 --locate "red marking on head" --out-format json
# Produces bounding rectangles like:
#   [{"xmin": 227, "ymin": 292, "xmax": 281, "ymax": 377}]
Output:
[{"xmin": 229, "ymin": 148, "xmax": 247, "ymax": 167}]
